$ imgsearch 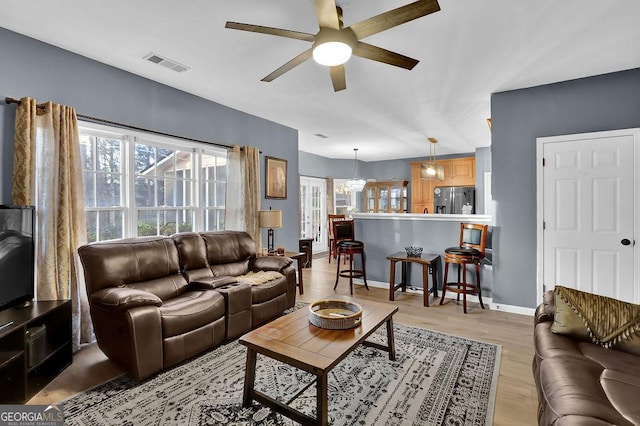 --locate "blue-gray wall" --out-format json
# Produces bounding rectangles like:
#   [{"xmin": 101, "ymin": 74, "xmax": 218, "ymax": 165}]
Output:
[
  {"xmin": 354, "ymin": 217, "xmax": 493, "ymax": 298},
  {"xmin": 299, "ymin": 151, "xmax": 483, "ymax": 182},
  {"xmin": 298, "ymin": 151, "xmax": 355, "ymax": 179},
  {"xmin": 366, "ymin": 152, "xmax": 490, "ymax": 212},
  {"xmin": 299, "ymin": 150, "xmax": 488, "ymax": 212},
  {"xmin": 0, "ymin": 28, "xmax": 300, "ymax": 250},
  {"xmin": 492, "ymin": 67, "xmax": 640, "ymax": 308}
]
